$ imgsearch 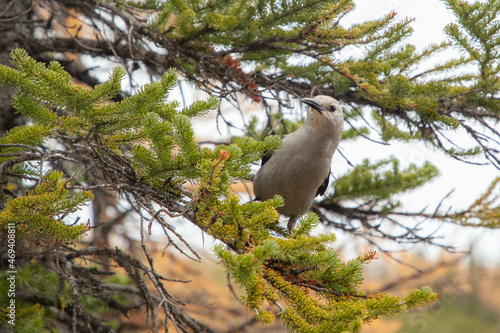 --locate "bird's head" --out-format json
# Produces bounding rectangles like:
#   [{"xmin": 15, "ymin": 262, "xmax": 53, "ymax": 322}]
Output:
[{"xmin": 301, "ymin": 95, "xmax": 344, "ymax": 134}]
